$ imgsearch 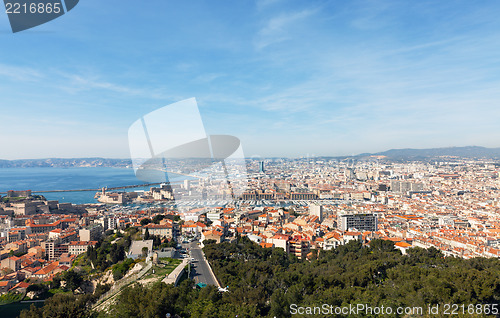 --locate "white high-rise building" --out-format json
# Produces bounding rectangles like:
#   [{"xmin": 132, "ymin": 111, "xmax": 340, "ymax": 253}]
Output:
[{"xmin": 309, "ymin": 205, "xmax": 323, "ymax": 222}]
